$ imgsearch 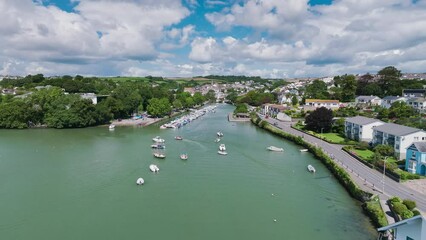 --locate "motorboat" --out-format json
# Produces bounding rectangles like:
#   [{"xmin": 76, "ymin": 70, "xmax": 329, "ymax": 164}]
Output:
[
  {"xmin": 217, "ymin": 131, "xmax": 224, "ymax": 137},
  {"xmin": 149, "ymin": 164, "xmax": 160, "ymax": 173},
  {"xmin": 175, "ymin": 136, "xmax": 183, "ymax": 140},
  {"xmin": 219, "ymin": 144, "xmax": 226, "ymax": 151},
  {"xmin": 307, "ymin": 165, "xmax": 316, "ymax": 173},
  {"xmin": 151, "ymin": 144, "xmax": 166, "ymax": 149},
  {"xmin": 152, "ymin": 136, "xmax": 165, "ymax": 143},
  {"xmin": 214, "ymin": 138, "xmax": 221, "ymax": 143},
  {"xmin": 160, "ymin": 125, "xmax": 167, "ymax": 129},
  {"xmin": 136, "ymin": 178, "xmax": 145, "ymax": 185},
  {"xmin": 109, "ymin": 124, "xmax": 115, "ymax": 130},
  {"xmin": 267, "ymin": 146, "xmax": 284, "ymax": 152},
  {"xmin": 180, "ymin": 154, "xmax": 188, "ymax": 160},
  {"xmin": 217, "ymin": 150, "xmax": 228, "ymax": 155},
  {"xmin": 153, "ymin": 152, "xmax": 166, "ymax": 159},
  {"xmin": 300, "ymin": 149, "xmax": 308, "ymax": 152}
]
